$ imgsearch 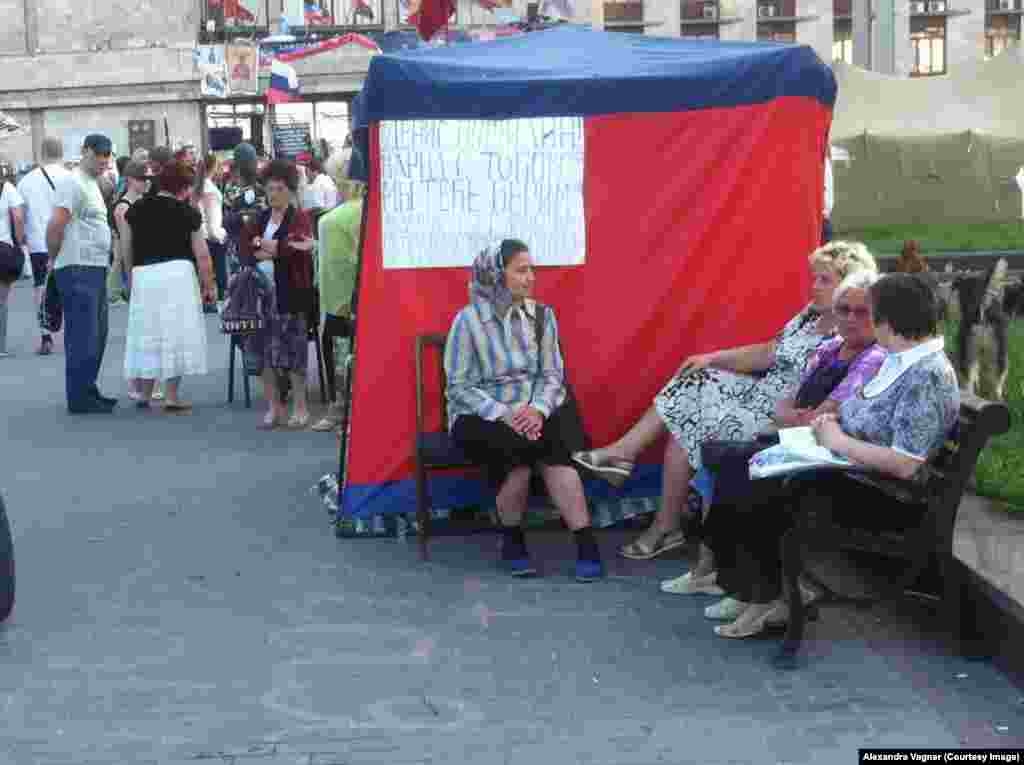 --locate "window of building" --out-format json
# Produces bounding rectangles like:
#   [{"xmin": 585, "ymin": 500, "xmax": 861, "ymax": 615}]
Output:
[
  {"xmin": 605, "ymin": 0, "xmax": 645, "ymax": 32},
  {"xmin": 833, "ymin": 18, "xmax": 853, "ymax": 61},
  {"xmin": 985, "ymin": 13, "xmax": 1022, "ymax": 57},
  {"xmin": 757, "ymin": 21, "xmax": 797, "ymax": 41},
  {"xmin": 910, "ymin": 16, "xmax": 946, "ymax": 75},
  {"xmin": 680, "ymin": 0, "xmax": 721, "ymax": 36}
]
